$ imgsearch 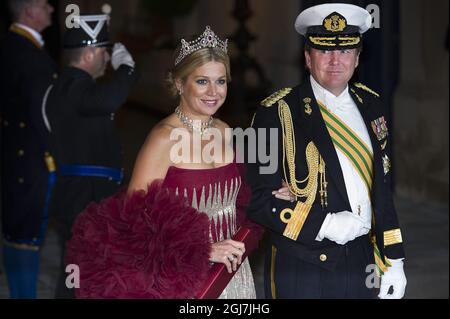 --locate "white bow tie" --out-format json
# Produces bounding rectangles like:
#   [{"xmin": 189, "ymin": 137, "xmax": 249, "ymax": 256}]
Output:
[{"xmin": 324, "ymin": 95, "xmax": 353, "ymax": 113}]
